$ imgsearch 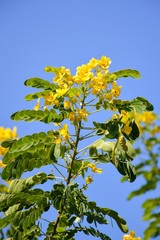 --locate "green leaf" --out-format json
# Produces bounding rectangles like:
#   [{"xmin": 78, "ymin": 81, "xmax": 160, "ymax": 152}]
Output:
[
  {"xmin": 2, "ymin": 150, "xmax": 54, "ymax": 179},
  {"xmin": 118, "ymin": 140, "xmax": 136, "ymax": 160},
  {"xmin": 106, "ymin": 209, "xmax": 128, "ymax": 233},
  {"xmin": 54, "ymin": 144, "xmax": 61, "ymax": 158},
  {"xmin": 86, "ymin": 211, "xmax": 108, "ymax": 226},
  {"xmin": 126, "ymin": 161, "xmax": 136, "ymax": 182},
  {"xmin": 8, "ymin": 172, "xmax": 54, "ymax": 194},
  {"xmin": 65, "ymin": 184, "xmax": 89, "ymax": 216},
  {"xmin": 100, "ymin": 208, "xmax": 128, "ymax": 233},
  {"xmin": 128, "ymin": 121, "xmax": 139, "ymax": 140},
  {"xmin": 24, "ymin": 77, "xmax": 58, "ymax": 90},
  {"xmin": 113, "ymin": 97, "xmax": 154, "ymax": 114},
  {"xmin": 142, "ymin": 198, "xmax": 160, "ymax": 211},
  {"xmin": 93, "ymin": 120, "xmax": 121, "ymax": 139},
  {"xmin": 136, "ymin": 97, "xmax": 154, "ymax": 111},
  {"xmin": 51, "ymin": 183, "xmax": 65, "ymax": 210},
  {"xmin": 25, "ymin": 90, "xmax": 55, "ymax": 101},
  {"xmin": 1, "ymin": 161, "xmax": 15, "ymax": 180},
  {"xmin": 12, "ymin": 206, "xmax": 42, "ymax": 231},
  {"xmin": 83, "ymin": 226, "xmax": 111, "ymax": 239},
  {"xmin": 71, "ymin": 160, "xmax": 83, "ymax": 175},
  {"xmin": 144, "ymin": 220, "xmax": 160, "ymax": 240},
  {"xmin": 1, "ymin": 139, "xmax": 16, "ymax": 148},
  {"xmin": 110, "ymin": 69, "xmax": 141, "ymax": 80},
  {"xmin": 97, "ymin": 154, "xmax": 111, "ymax": 163},
  {"xmin": 49, "ymin": 144, "xmax": 57, "ymax": 162},
  {"xmin": 93, "ymin": 139, "xmax": 115, "ymax": 152},
  {"xmin": 11, "ymin": 109, "xmax": 65, "ymax": 124},
  {"xmin": 114, "ymin": 159, "xmax": 136, "ymax": 182},
  {"xmin": 89, "ymin": 146, "xmax": 98, "ymax": 159},
  {"xmin": 63, "ymin": 225, "xmax": 111, "ymax": 240},
  {"xmin": 2, "ymin": 131, "xmax": 54, "ymax": 165},
  {"xmin": 88, "ymin": 202, "xmax": 128, "ymax": 233},
  {"xmin": 127, "ymin": 181, "xmax": 156, "ymax": 200},
  {"xmin": 0, "ymin": 212, "xmax": 15, "ymax": 229}
]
